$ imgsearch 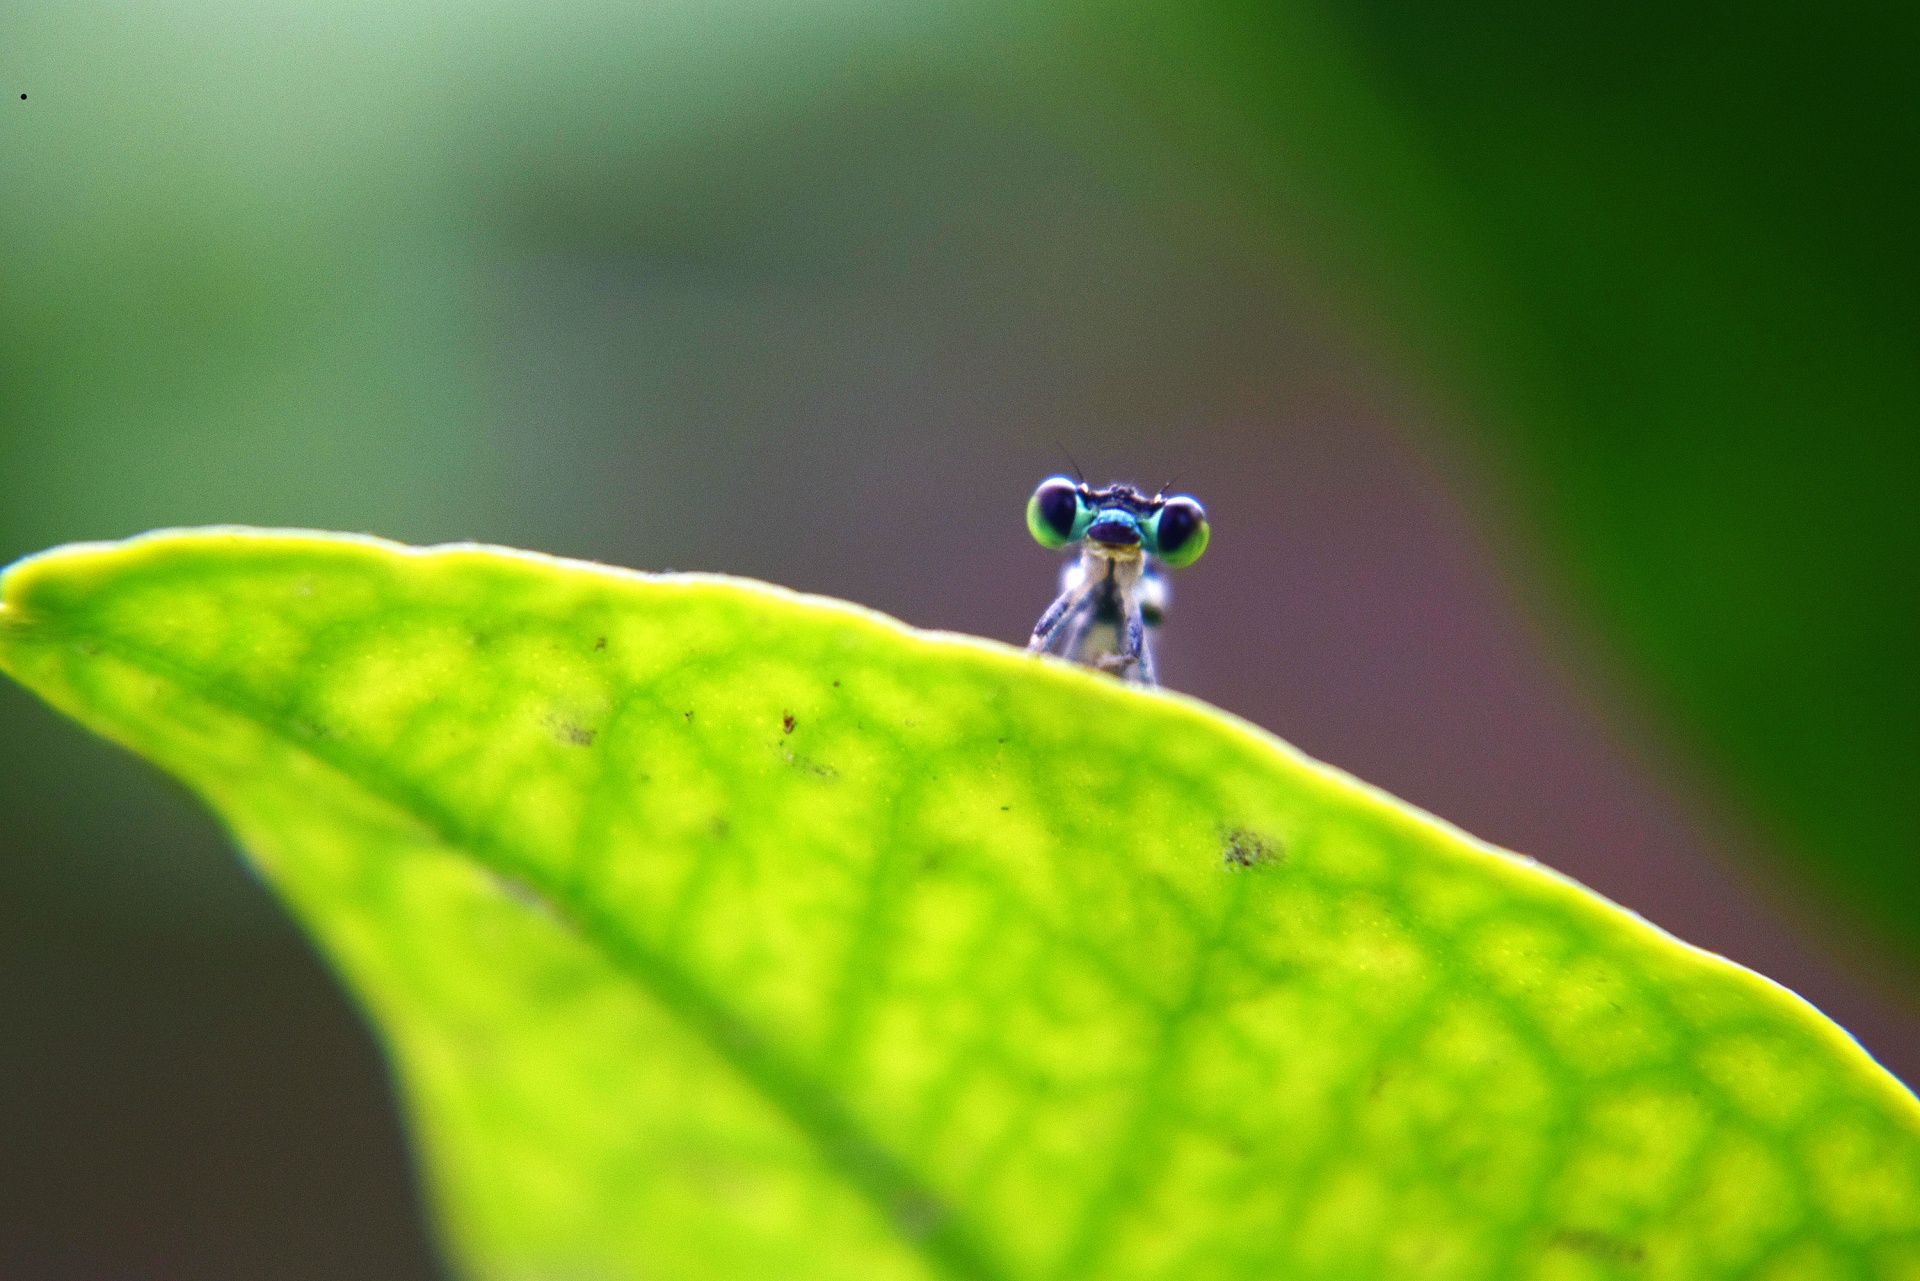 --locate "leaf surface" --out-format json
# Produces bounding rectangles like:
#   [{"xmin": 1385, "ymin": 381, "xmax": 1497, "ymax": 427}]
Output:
[{"xmin": 2, "ymin": 529, "xmax": 1916, "ymax": 1279}]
